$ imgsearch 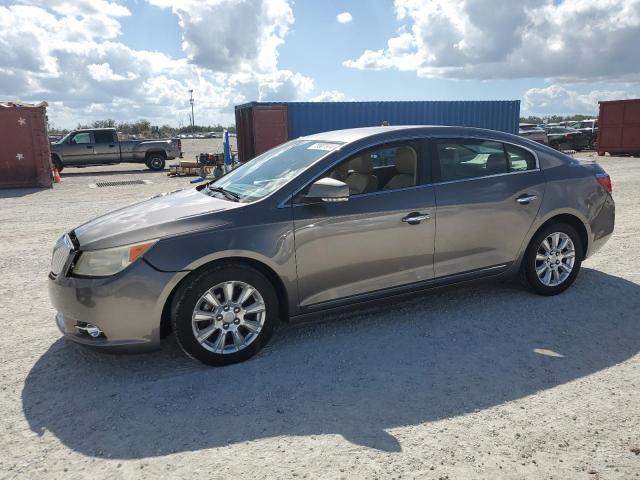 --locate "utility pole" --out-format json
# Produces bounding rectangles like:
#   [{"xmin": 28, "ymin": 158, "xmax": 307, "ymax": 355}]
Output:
[{"xmin": 189, "ymin": 89, "xmax": 195, "ymax": 134}]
